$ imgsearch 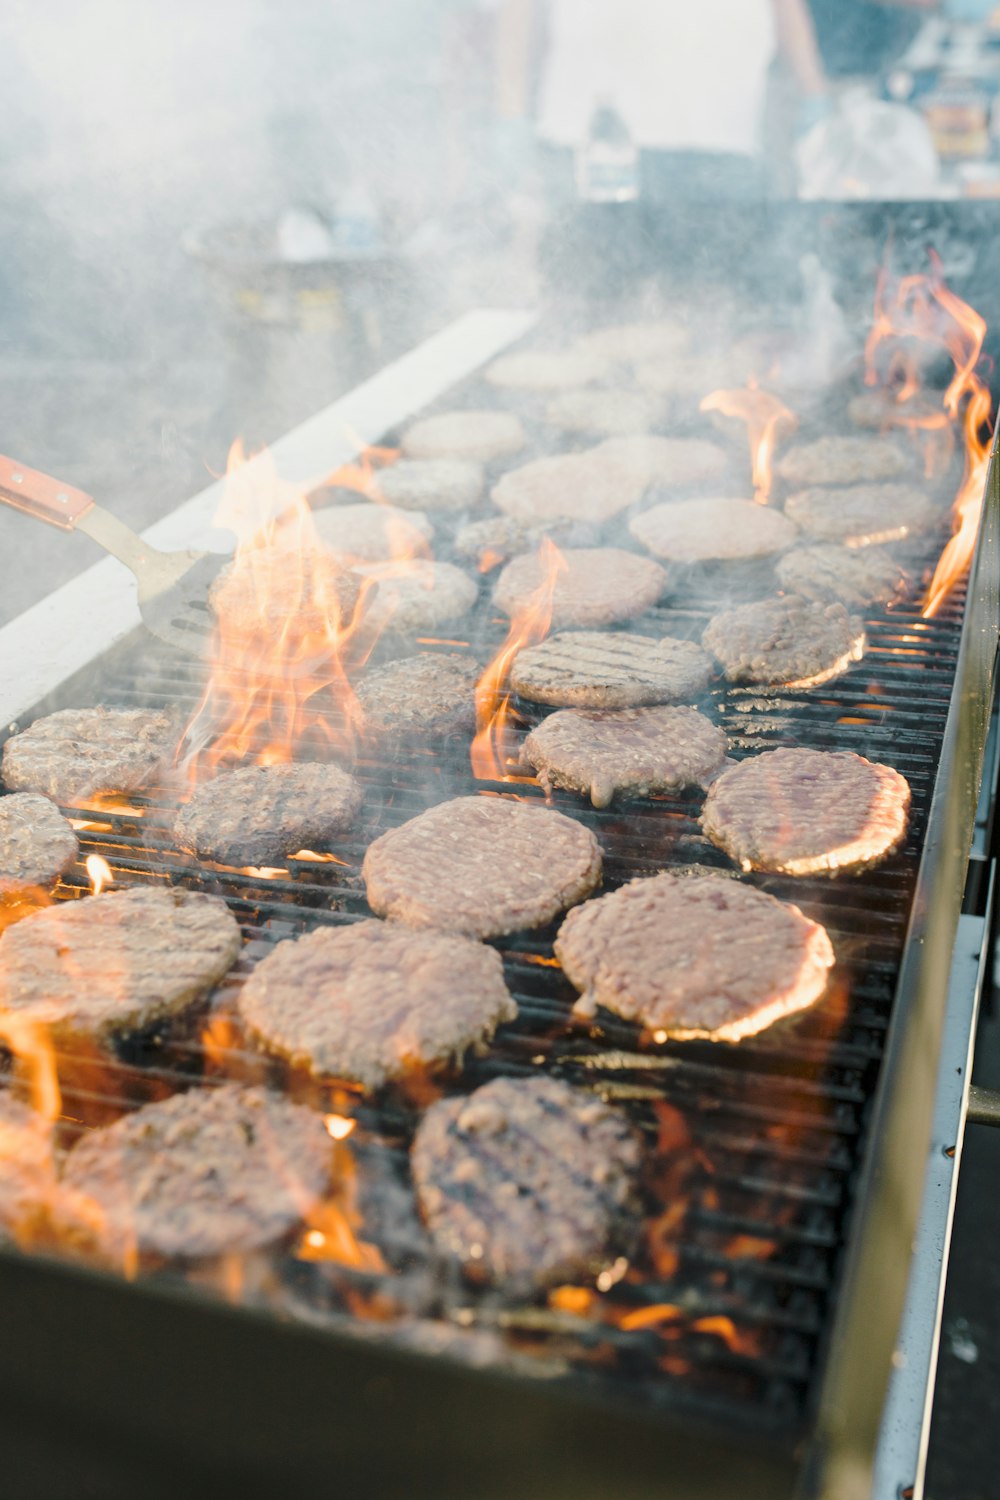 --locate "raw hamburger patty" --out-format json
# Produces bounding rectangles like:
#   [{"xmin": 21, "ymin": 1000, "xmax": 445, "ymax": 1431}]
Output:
[
  {"xmin": 411, "ymin": 1075, "xmax": 640, "ymax": 1290},
  {"xmin": 510, "ymin": 630, "xmax": 714, "ymax": 709},
  {"xmin": 175, "ymin": 761, "xmax": 363, "ymax": 868},
  {"xmin": 592, "ymin": 434, "xmax": 728, "ymax": 490},
  {"xmin": 355, "ymin": 653, "xmax": 480, "ymax": 738},
  {"xmin": 576, "ymin": 319, "xmax": 690, "ymax": 364},
  {"xmin": 783, "ymin": 484, "xmax": 941, "ymax": 546},
  {"xmin": 491, "ymin": 451, "xmax": 643, "ymax": 526},
  {"xmin": 311, "ymin": 503, "xmax": 432, "ymax": 562},
  {"xmin": 374, "ymin": 458, "xmax": 484, "ymax": 512},
  {"xmin": 521, "ymin": 705, "xmax": 727, "ymax": 808},
  {"xmin": 363, "ymin": 795, "xmax": 602, "ymax": 938},
  {"xmin": 701, "ymin": 747, "xmax": 912, "ymax": 875},
  {"xmin": 495, "ymin": 548, "xmax": 667, "ymax": 629},
  {"xmin": 776, "ymin": 435, "xmax": 910, "ymax": 486},
  {"xmin": 401, "ymin": 410, "xmax": 526, "ymax": 462},
  {"xmin": 2, "ymin": 707, "xmax": 177, "ymax": 804},
  {"xmin": 208, "ymin": 546, "xmax": 363, "ymax": 637},
  {"xmin": 0, "ymin": 886, "xmax": 240, "ymax": 1044},
  {"xmin": 485, "ymin": 349, "xmax": 609, "ymax": 390},
  {"xmin": 543, "ymin": 388, "xmax": 667, "ymax": 437},
  {"xmin": 630, "ymin": 498, "xmax": 798, "ymax": 563},
  {"xmin": 355, "ymin": 559, "xmax": 478, "ymax": 633},
  {"xmin": 702, "ymin": 596, "xmax": 866, "ymax": 688},
  {"xmin": 0, "ymin": 794, "xmax": 79, "ymax": 894},
  {"xmin": 60, "ymin": 1084, "xmax": 331, "ymax": 1262},
  {"xmin": 238, "ymin": 919, "xmax": 517, "ymax": 1092},
  {"xmin": 555, "ymin": 871, "xmax": 835, "ymax": 1040},
  {"xmin": 776, "ymin": 544, "xmax": 910, "ymax": 608}
]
